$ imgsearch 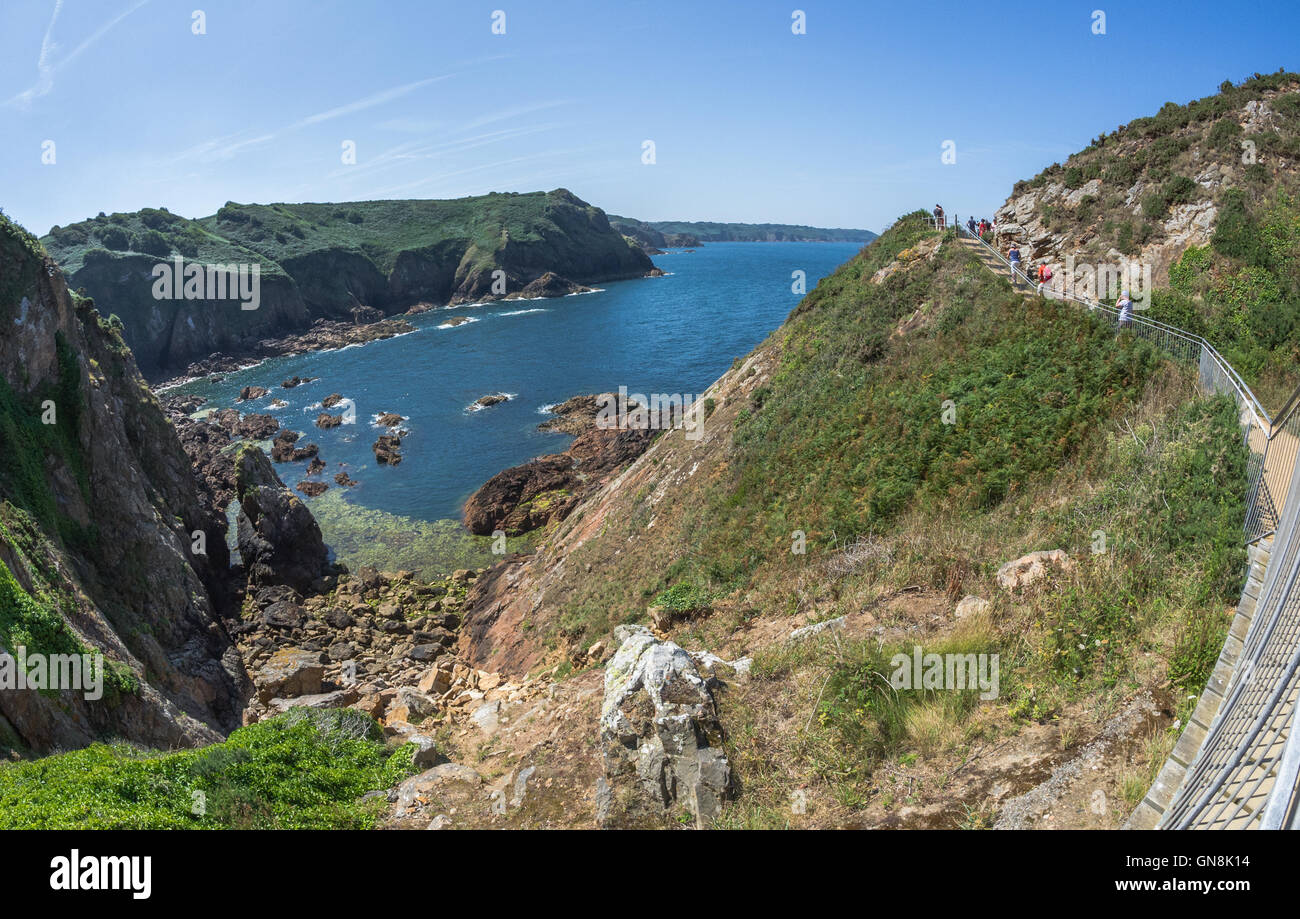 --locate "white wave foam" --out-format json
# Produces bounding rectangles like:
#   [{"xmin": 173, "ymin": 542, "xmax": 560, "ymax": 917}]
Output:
[{"xmin": 438, "ymin": 316, "xmax": 481, "ymax": 329}]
